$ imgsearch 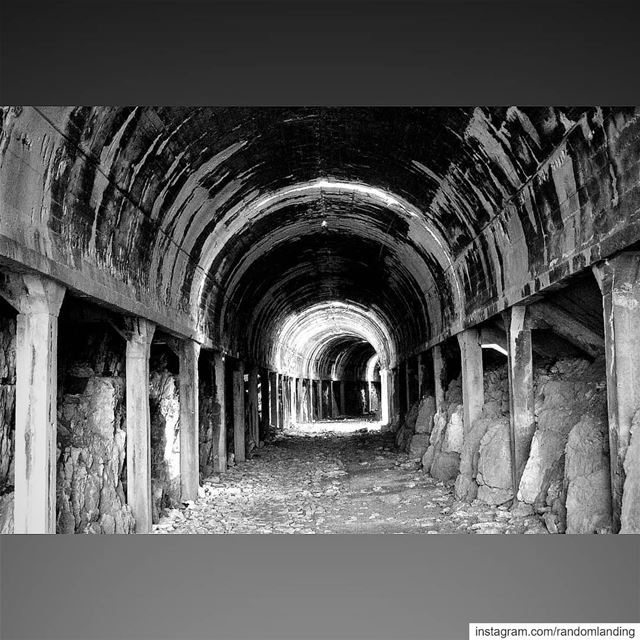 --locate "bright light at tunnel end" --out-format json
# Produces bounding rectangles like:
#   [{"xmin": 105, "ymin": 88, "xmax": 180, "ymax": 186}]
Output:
[{"xmin": 272, "ymin": 300, "xmax": 395, "ymax": 379}]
